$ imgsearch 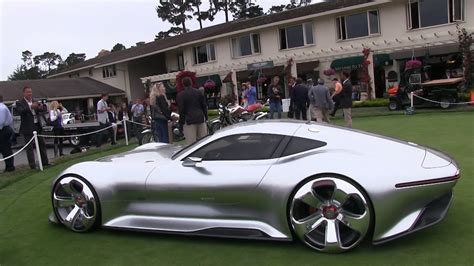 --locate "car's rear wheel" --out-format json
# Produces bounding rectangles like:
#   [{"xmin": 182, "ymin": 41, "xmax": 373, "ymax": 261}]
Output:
[
  {"xmin": 289, "ymin": 177, "xmax": 372, "ymax": 253},
  {"xmin": 52, "ymin": 176, "xmax": 100, "ymax": 232}
]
